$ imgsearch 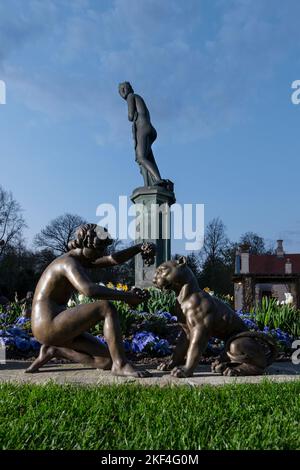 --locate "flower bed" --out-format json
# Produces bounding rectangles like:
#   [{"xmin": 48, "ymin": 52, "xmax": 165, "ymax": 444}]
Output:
[{"xmin": 0, "ymin": 285, "xmax": 298, "ymax": 360}]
